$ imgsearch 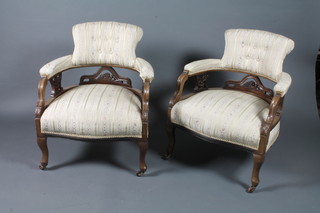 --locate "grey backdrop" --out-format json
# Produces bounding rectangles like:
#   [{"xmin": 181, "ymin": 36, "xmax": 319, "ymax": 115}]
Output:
[{"xmin": 0, "ymin": 0, "xmax": 320, "ymax": 212}]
